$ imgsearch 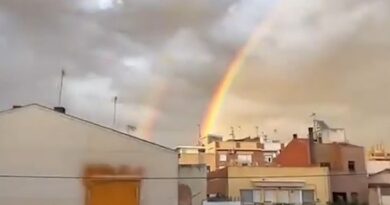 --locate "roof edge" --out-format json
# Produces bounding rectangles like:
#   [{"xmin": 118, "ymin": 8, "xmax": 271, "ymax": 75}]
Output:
[{"xmin": 0, "ymin": 103, "xmax": 176, "ymax": 153}]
